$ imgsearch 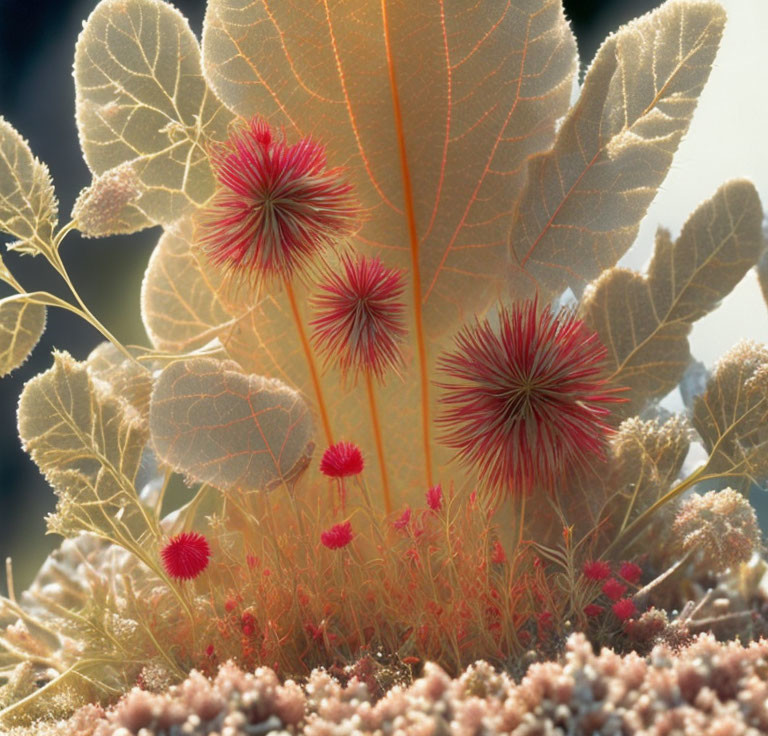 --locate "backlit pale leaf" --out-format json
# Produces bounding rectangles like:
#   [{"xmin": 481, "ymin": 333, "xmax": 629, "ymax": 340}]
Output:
[
  {"xmin": 203, "ymin": 0, "xmax": 577, "ymax": 339},
  {"xmin": 86, "ymin": 341, "xmax": 152, "ymax": 427},
  {"xmin": 757, "ymin": 240, "xmax": 768, "ymax": 311},
  {"xmin": 581, "ymin": 180, "xmax": 763, "ymax": 417},
  {"xmin": 692, "ymin": 342, "xmax": 768, "ymax": 486},
  {"xmin": 0, "ymin": 117, "xmax": 58, "ymax": 255},
  {"xmin": 140, "ymin": 217, "xmax": 232, "ymax": 352},
  {"xmin": 74, "ymin": 0, "xmax": 233, "ymax": 227},
  {"xmin": 149, "ymin": 358, "xmax": 314, "ymax": 492},
  {"xmin": 17, "ymin": 352, "xmax": 154, "ymax": 547},
  {"xmin": 509, "ymin": 0, "xmax": 726, "ymax": 299},
  {"xmin": 0, "ymin": 296, "xmax": 46, "ymax": 377}
]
